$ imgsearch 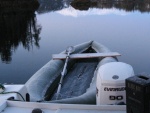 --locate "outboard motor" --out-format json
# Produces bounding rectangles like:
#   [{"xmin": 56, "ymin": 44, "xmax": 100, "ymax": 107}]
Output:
[{"xmin": 96, "ymin": 62, "xmax": 134, "ymax": 105}]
